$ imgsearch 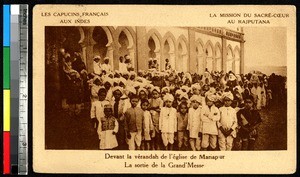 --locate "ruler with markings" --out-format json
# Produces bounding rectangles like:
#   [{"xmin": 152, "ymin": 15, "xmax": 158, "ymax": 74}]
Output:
[{"xmin": 18, "ymin": 4, "xmax": 29, "ymax": 175}]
